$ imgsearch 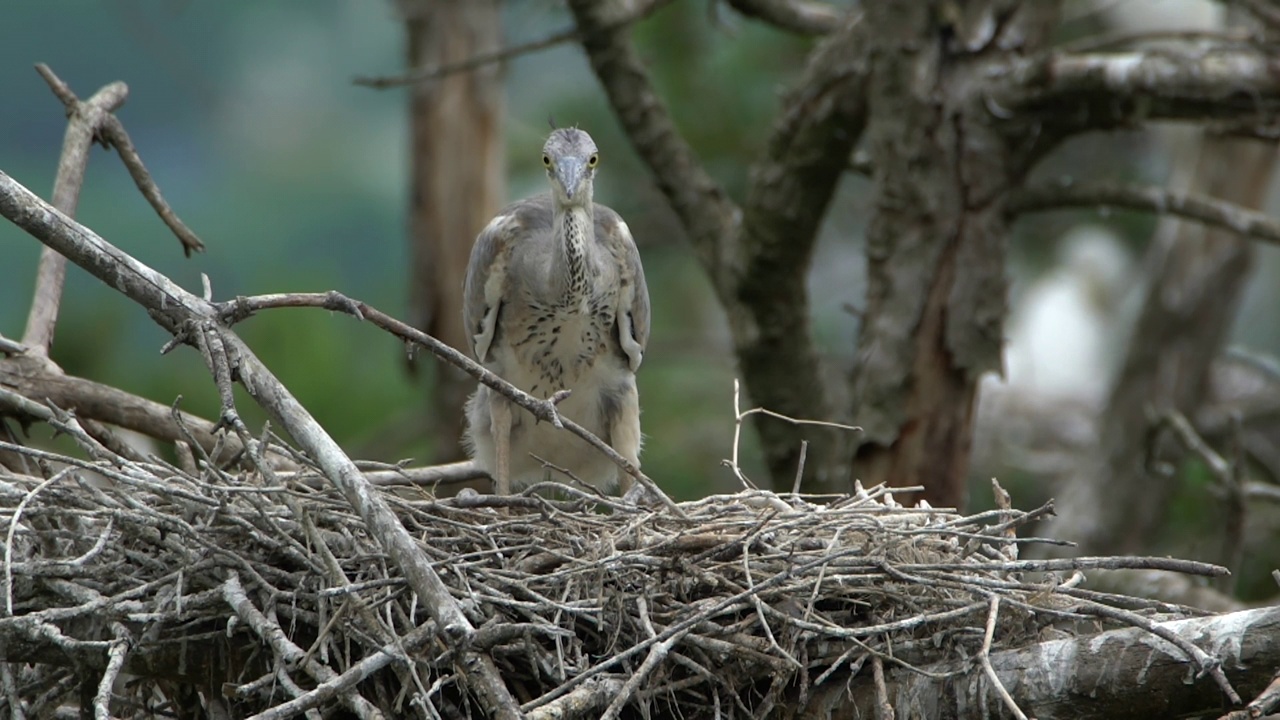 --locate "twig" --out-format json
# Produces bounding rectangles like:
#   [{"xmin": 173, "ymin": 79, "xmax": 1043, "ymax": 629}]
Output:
[
  {"xmin": 5, "ymin": 467, "xmax": 75, "ymax": 616},
  {"xmin": 214, "ymin": 291, "xmax": 684, "ymax": 517},
  {"xmin": 354, "ymin": 0, "xmax": 677, "ymax": 88},
  {"xmin": 0, "ymin": 334, "xmax": 25, "ymax": 356},
  {"xmin": 223, "ymin": 574, "xmax": 384, "ymax": 720},
  {"xmin": 0, "ymin": 359, "xmax": 258, "ymax": 459},
  {"xmin": 94, "ymin": 623, "xmax": 130, "ymax": 720},
  {"xmin": 1220, "ymin": 668, "xmax": 1280, "ymax": 720},
  {"xmin": 1151, "ymin": 410, "xmax": 1246, "ymax": 591},
  {"xmin": 792, "ymin": 440, "xmax": 808, "ymax": 494},
  {"xmin": 725, "ymin": 378, "xmax": 861, "ymax": 490},
  {"xmin": 98, "ymin": 115, "xmax": 205, "ymax": 256},
  {"xmin": 871, "ymin": 654, "xmax": 893, "ymax": 720},
  {"xmin": 0, "ymin": 171, "xmax": 526, "ymax": 720},
  {"xmin": 598, "ymin": 609, "xmax": 683, "ymax": 720},
  {"xmin": 978, "ymin": 597, "xmax": 1028, "ymax": 720},
  {"xmin": 0, "ymin": 663, "xmax": 24, "ymax": 720},
  {"xmin": 1073, "ymin": 598, "xmax": 1241, "ymax": 705},
  {"xmin": 245, "ymin": 621, "xmax": 438, "ymax": 720}
]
